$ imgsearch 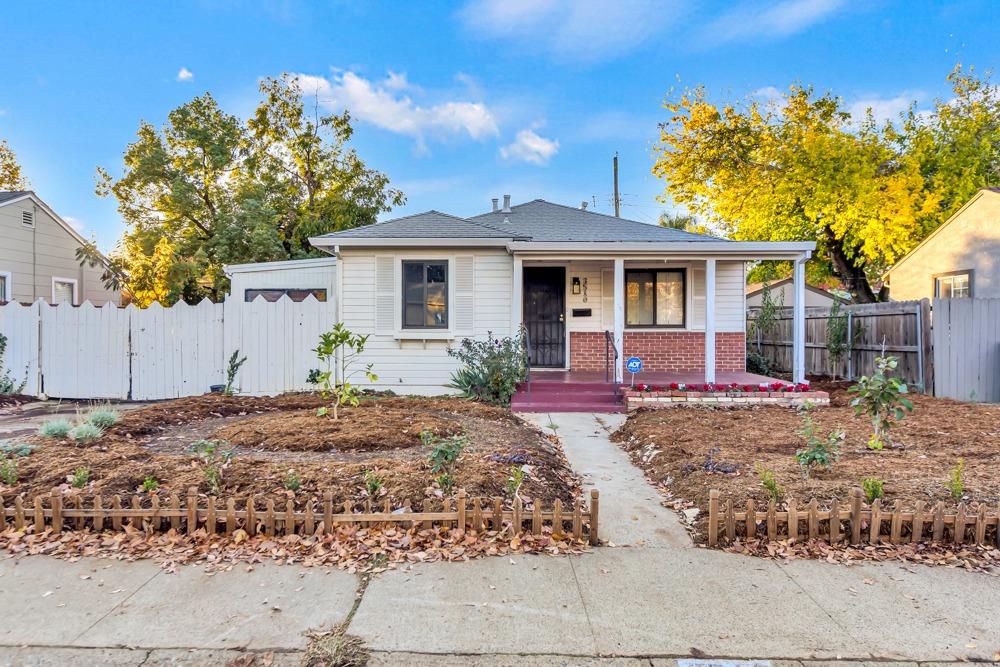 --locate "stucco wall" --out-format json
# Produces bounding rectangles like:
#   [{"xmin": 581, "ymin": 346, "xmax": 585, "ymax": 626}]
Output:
[{"xmin": 886, "ymin": 191, "xmax": 1000, "ymax": 301}]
